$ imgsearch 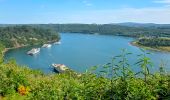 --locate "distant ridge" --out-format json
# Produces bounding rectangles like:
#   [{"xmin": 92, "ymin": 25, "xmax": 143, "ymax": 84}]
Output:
[
  {"xmin": 114, "ymin": 22, "xmax": 170, "ymax": 27},
  {"xmin": 1, "ymin": 23, "xmax": 170, "ymax": 28}
]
